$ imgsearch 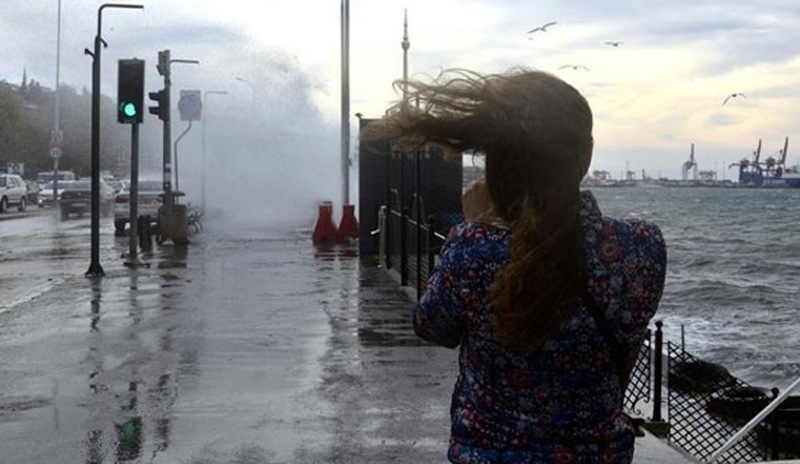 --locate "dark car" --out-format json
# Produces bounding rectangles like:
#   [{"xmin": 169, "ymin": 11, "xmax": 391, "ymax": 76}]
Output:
[
  {"xmin": 59, "ymin": 179, "xmax": 115, "ymax": 220},
  {"xmin": 113, "ymin": 180, "xmax": 164, "ymax": 234}
]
